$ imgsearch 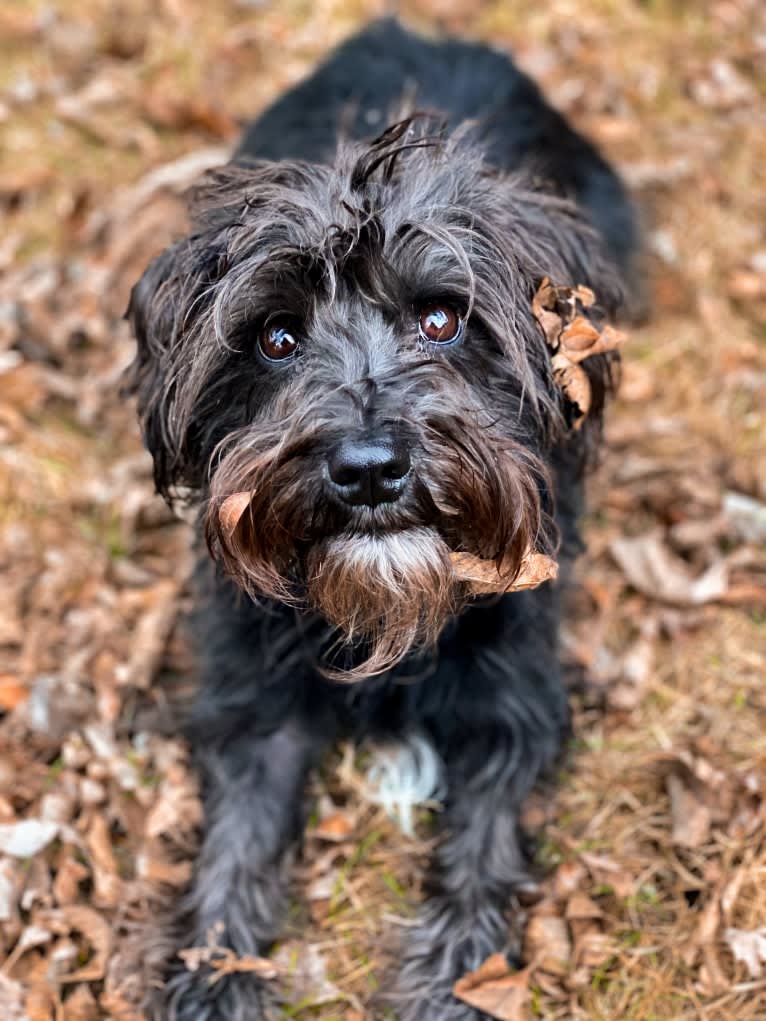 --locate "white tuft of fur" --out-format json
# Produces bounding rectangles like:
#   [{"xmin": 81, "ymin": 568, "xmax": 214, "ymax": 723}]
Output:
[{"xmin": 361, "ymin": 732, "xmax": 446, "ymax": 836}]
